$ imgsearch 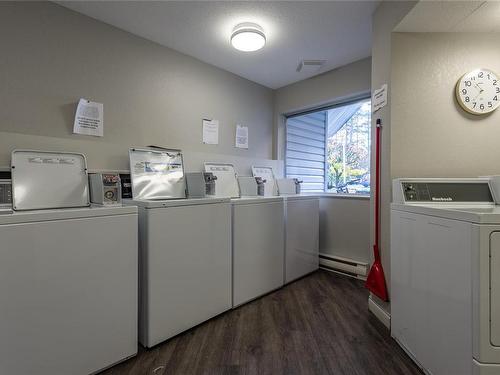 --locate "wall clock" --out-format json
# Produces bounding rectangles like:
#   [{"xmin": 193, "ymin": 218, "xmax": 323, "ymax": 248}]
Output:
[{"xmin": 456, "ymin": 68, "xmax": 500, "ymax": 115}]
